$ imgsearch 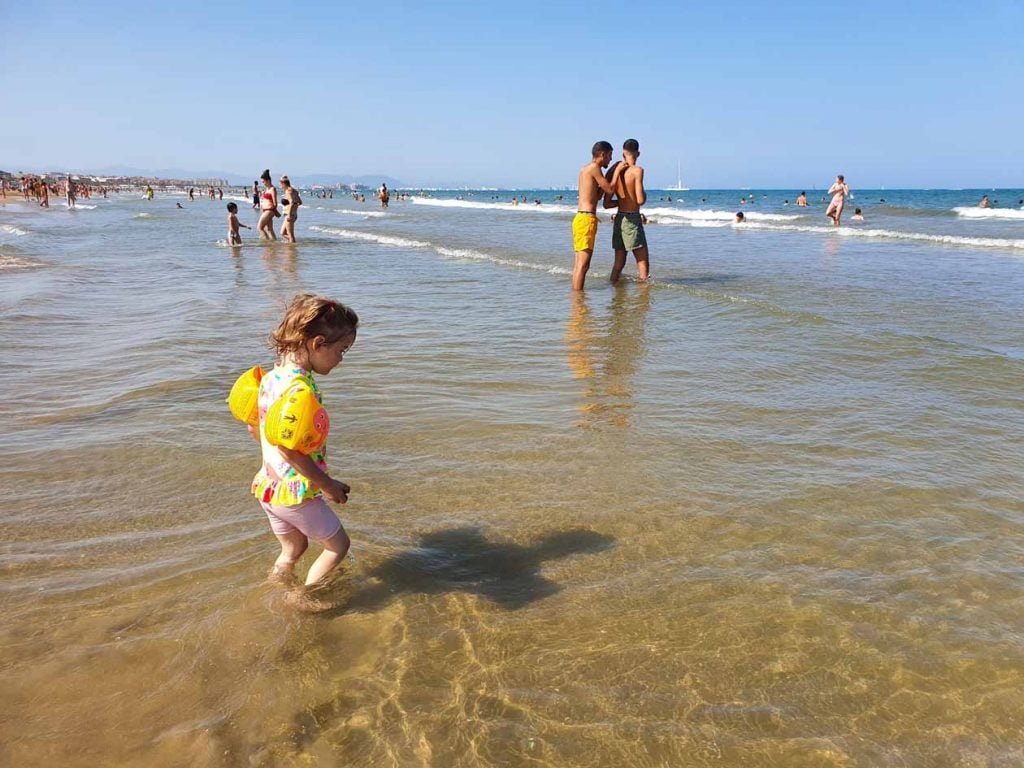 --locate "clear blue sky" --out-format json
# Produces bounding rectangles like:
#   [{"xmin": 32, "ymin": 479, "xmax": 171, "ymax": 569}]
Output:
[{"xmin": 2, "ymin": 0, "xmax": 1021, "ymax": 188}]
